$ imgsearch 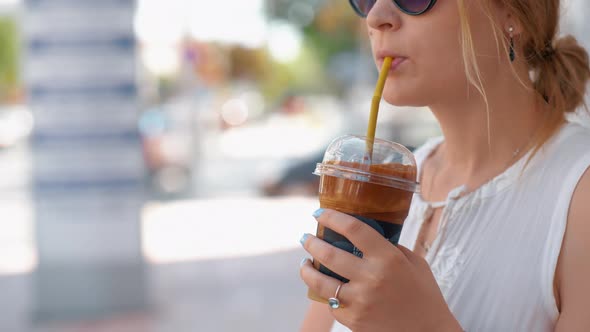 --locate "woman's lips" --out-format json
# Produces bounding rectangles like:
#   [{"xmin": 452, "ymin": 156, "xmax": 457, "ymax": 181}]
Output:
[
  {"xmin": 390, "ymin": 57, "xmax": 407, "ymax": 71},
  {"xmin": 378, "ymin": 57, "xmax": 407, "ymax": 73}
]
